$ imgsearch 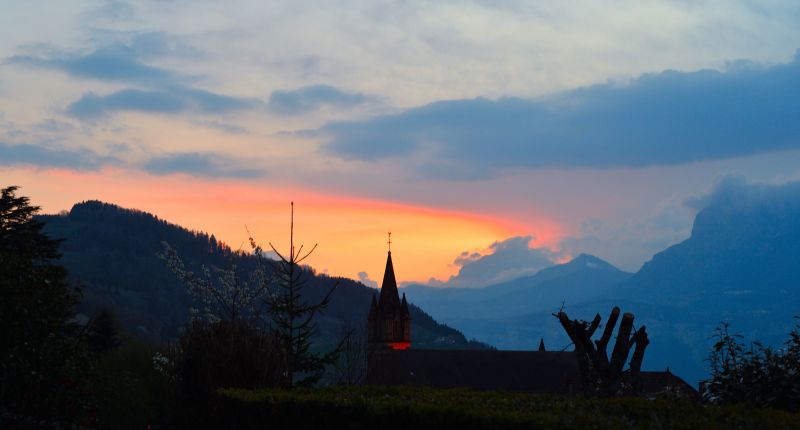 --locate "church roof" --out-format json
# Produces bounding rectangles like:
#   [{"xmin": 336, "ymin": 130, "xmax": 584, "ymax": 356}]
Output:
[
  {"xmin": 378, "ymin": 251, "xmax": 401, "ymax": 310},
  {"xmin": 366, "ymin": 350, "xmax": 583, "ymax": 395},
  {"xmin": 365, "ymin": 349, "xmax": 699, "ymax": 398},
  {"xmin": 637, "ymin": 371, "xmax": 700, "ymax": 401}
]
